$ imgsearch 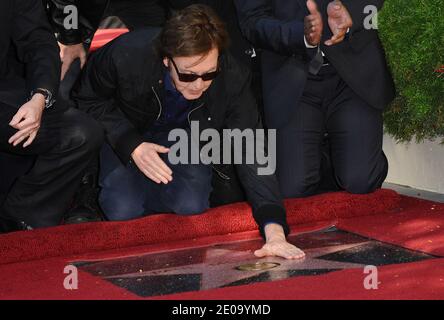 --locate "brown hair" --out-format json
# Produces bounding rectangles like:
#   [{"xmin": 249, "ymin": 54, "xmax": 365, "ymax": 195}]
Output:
[{"xmin": 158, "ymin": 4, "xmax": 229, "ymax": 58}]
